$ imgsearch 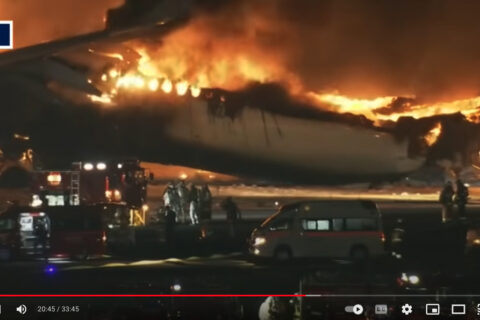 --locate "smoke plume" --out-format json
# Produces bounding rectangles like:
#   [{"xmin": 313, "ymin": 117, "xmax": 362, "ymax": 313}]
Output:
[{"xmin": 182, "ymin": 0, "xmax": 480, "ymax": 102}]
